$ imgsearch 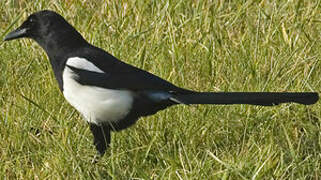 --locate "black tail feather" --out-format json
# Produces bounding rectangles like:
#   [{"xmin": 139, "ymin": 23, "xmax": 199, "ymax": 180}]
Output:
[{"xmin": 175, "ymin": 92, "xmax": 319, "ymax": 106}]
